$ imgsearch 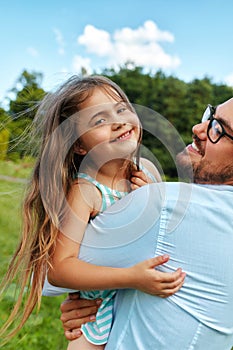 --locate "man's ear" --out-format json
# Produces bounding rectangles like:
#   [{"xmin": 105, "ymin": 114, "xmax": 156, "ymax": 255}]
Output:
[{"xmin": 74, "ymin": 141, "xmax": 87, "ymax": 155}]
